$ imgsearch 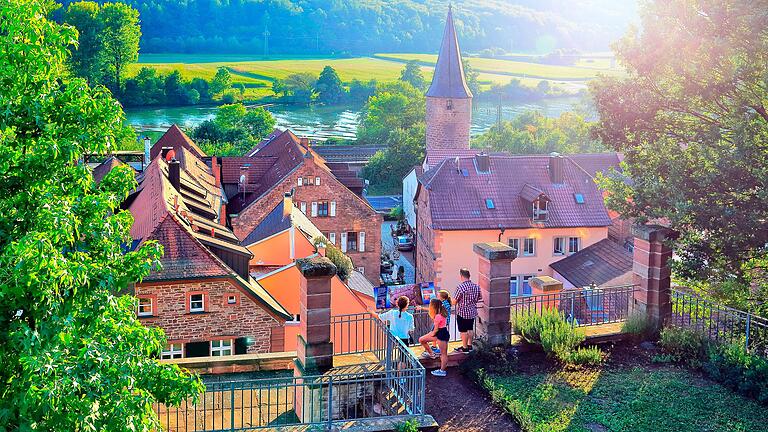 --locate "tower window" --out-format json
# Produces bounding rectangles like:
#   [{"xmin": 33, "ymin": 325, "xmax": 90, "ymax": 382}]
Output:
[{"xmin": 446, "ymin": 99, "xmax": 453, "ymax": 110}]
